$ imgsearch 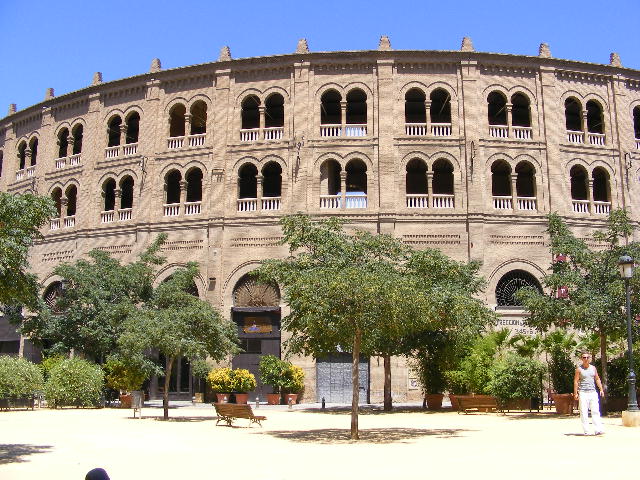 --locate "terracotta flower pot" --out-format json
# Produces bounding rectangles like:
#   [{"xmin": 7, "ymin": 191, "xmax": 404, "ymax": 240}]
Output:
[
  {"xmin": 119, "ymin": 393, "xmax": 132, "ymax": 409},
  {"xmin": 215, "ymin": 393, "xmax": 230, "ymax": 403},
  {"xmin": 284, "ymin": 393, "xmax": 298, "ymax": 405},
  {"xmin": 552, "ymin": 393, "xmax": 574, "ymax": 414},
  {"xmin": 234, "ymin": 393, "xmax": 249, "ymax": 404},
  {"xmin": 266, "ymin": 393, "xmax": 281, "ymax": 405},
  {"xmin": 425, "ymin": 393, "xmax": 444, "ymax": 410}
]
